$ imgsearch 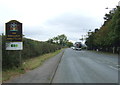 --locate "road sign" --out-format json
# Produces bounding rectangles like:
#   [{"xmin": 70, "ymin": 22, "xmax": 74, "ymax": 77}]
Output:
[
  {"xmin": 6, "ymin": 42, "xmax": 23, "ymax": 50},
  {"xmin": 5, "ymin": 20, "xmax": 23, "ymax": 50},
  {"xmin": 6, "ymin": 20, "xmax": 22, "ymax": 42}
]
